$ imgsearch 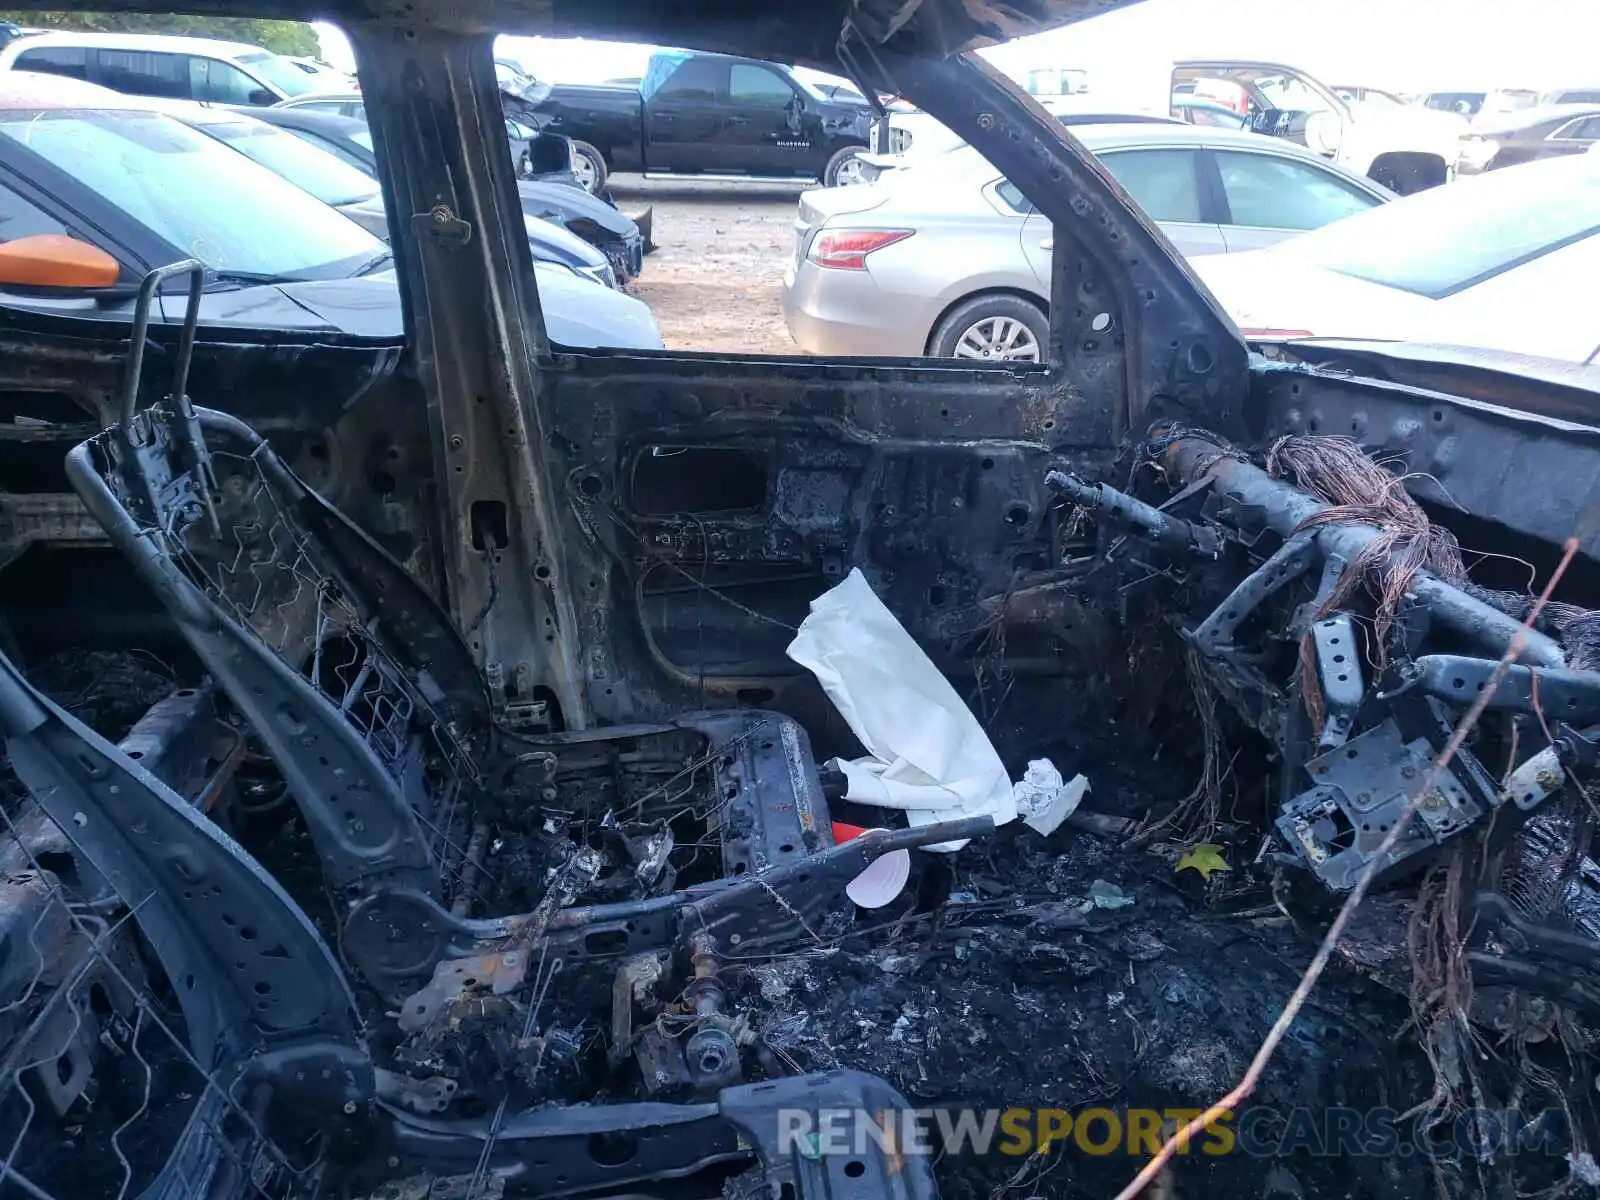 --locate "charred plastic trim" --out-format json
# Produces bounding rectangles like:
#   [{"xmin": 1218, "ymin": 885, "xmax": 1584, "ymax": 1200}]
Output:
[
  {"xmin": 1250, "ymin": 359, "xmax": 1600, "ymax": 563},
  {"xmin": 1162, "ymin": 435, "xmax": 1567, "ymax": 667}
]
